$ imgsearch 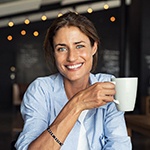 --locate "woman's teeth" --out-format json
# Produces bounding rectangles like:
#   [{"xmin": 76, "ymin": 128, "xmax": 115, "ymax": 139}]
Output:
[{"xmin": 67, "ymin": 63, "xmax": 82, "ymax": 69}]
